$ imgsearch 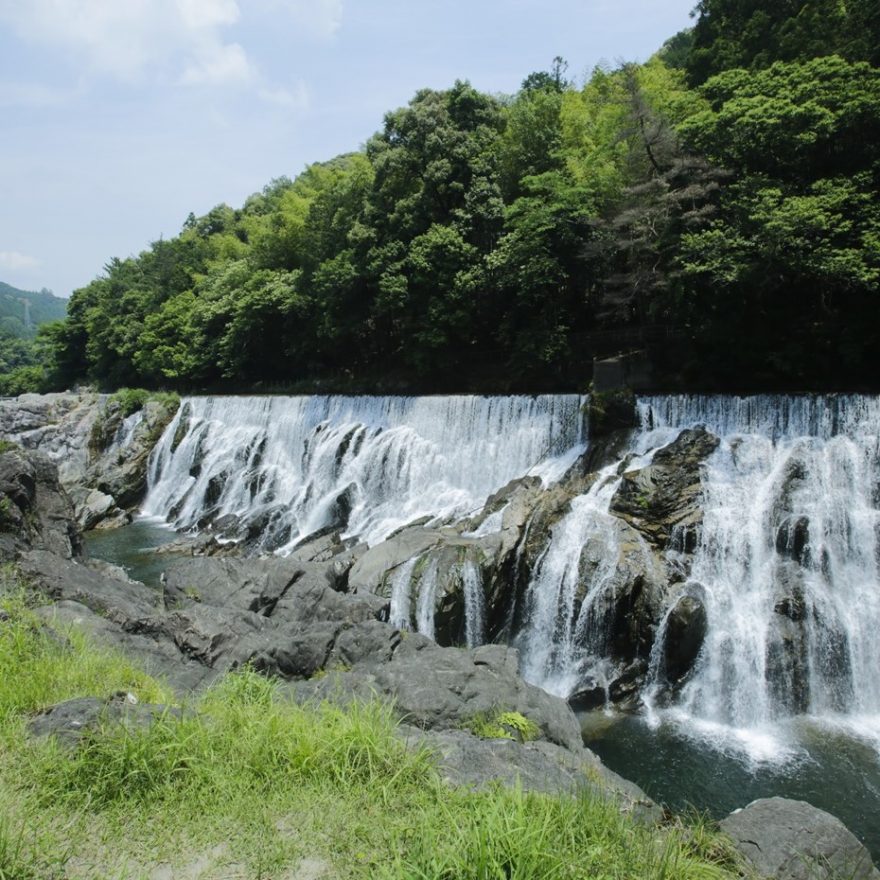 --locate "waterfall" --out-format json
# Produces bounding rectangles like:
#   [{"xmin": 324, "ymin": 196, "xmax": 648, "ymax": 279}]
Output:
[
  {"xmin": 111, "ymin": 410, "xmax": 144, "ymax": 451},
  {"xmin": 518, "ymin": 393, "xmax": 880, "ymax": 757},
  {"xmin": 389, "ymin": 556, "xmax": 420, "ymax": 630},
  {"xmin": 462, "ymin": 560, "xmax": 486, "ymax": 649},
  {"xmin": 517, "ymin": 424, "xmax": 682, "ymax": 697},
  {"xmin": 636, "ymin": 395, "xmax": 880, "ymax": 759},
  {"xmin": 644, "ymin": 396, "xmax": 880, "ymax": 748},
  {"xmin": 414, "ymin": 559, "xmax": 441, "ymax": 640},
  {"xmin": 144, "ymin": 394, "xmax": 586, "ymax": 551}
]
